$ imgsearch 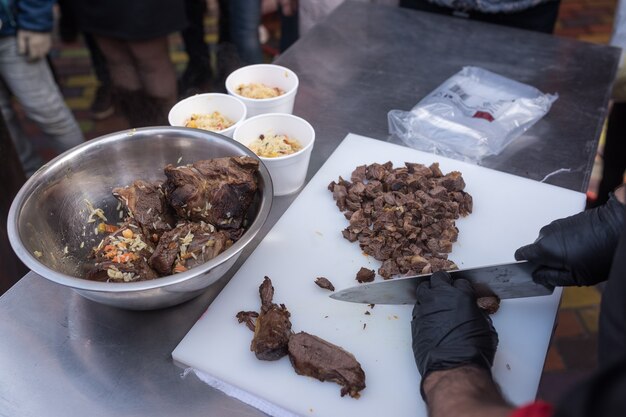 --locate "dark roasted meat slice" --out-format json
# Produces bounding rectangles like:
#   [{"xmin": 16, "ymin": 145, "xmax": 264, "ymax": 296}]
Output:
[
  {"xmin": 245, "ymin": 277, "xmax": 292, "ymax": 361},
  {"xmin": 314, "ymin": 277, "xmax": 335, "ymax": 292},
  {"xmin": 87, "ymin": 220, "xmax": 158, "ymax": 282},
  {"xmin": 112, "ymin": 180, "xmax": 175, "ymax": 243},
  {"xmin": 149, "ymin": 221, "xmax": 232, "ymax": 275},
  {"xmin": 163, "ymin": 164, "xmax": 208, "ymax": 219},
  {"xmin": 288, "ymin": 332, "xmax": 366, "ymax": 398},
  {"xmin": 164, "ymin": 156, "xmax": 258, "ymax": 230}
]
